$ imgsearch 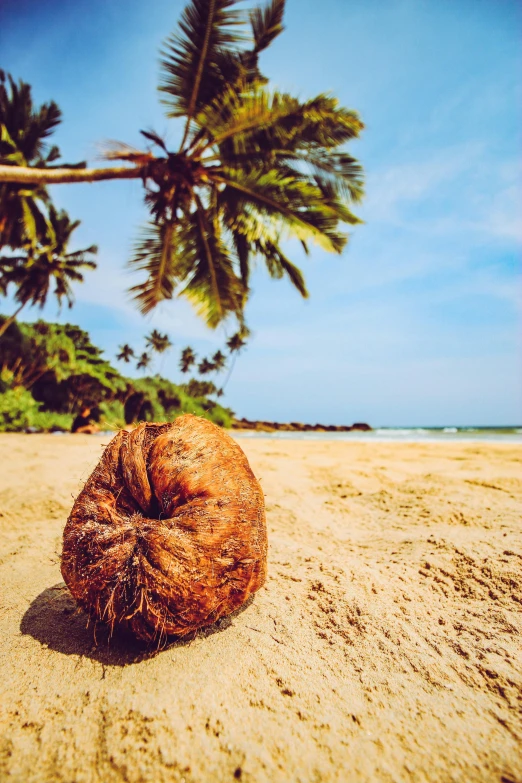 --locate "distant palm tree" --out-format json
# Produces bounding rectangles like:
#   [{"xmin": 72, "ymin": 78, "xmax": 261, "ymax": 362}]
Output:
[
  {"xmin": 198, "ymin": 358, "xmax": 215, "ymax": 375},
  {"xmin": 179, "ymin": 346, "xmax": 196, "ymax": 373},
  {"xmin": 0, "ymin": 0, "xmax": 364, "ymax": 331},
  {"xmin": 226, "ymin": 331, "xmax": 247, "ymax": 353},
  {"xmin": 220, "ymin": 326, "xmax": 251, "ymax": 394},
  {"xmin": 211, "ymin": 350, "xmax": 227, "ymax": 372},
  {"xmin": 136, "ymin": 352, "xmax": 151, "ymax": 372},
  {"xmin": 0, "ymin": 205, "xmax": 97, "ymax": 337},
  {"xmin": 145, "ymin": 328, "xmax": 172, "ymax": 354},
  {"xmin": 117, "ymin": 344, "xmax": 135, "ymax": 363}
]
